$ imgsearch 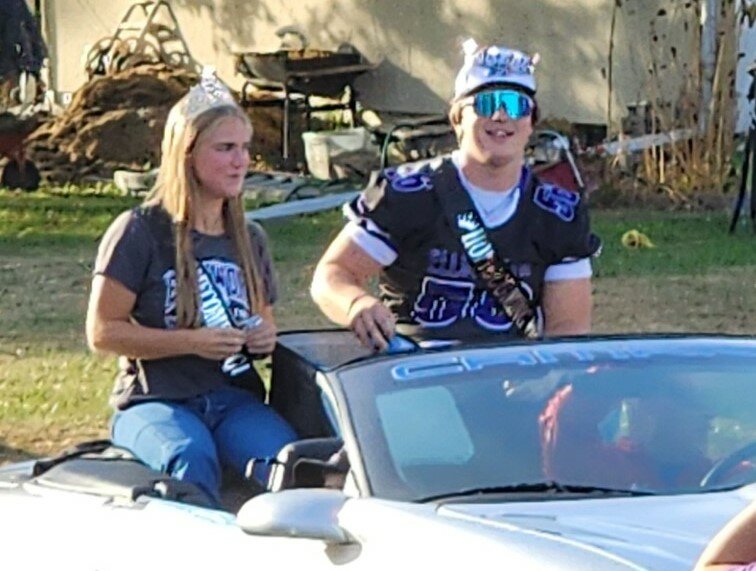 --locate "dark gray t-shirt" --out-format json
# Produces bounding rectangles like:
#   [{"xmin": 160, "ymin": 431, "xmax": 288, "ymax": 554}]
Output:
[{"xmin": 94, "ymin": 205, "xmax": 278, "ymax": 409}]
